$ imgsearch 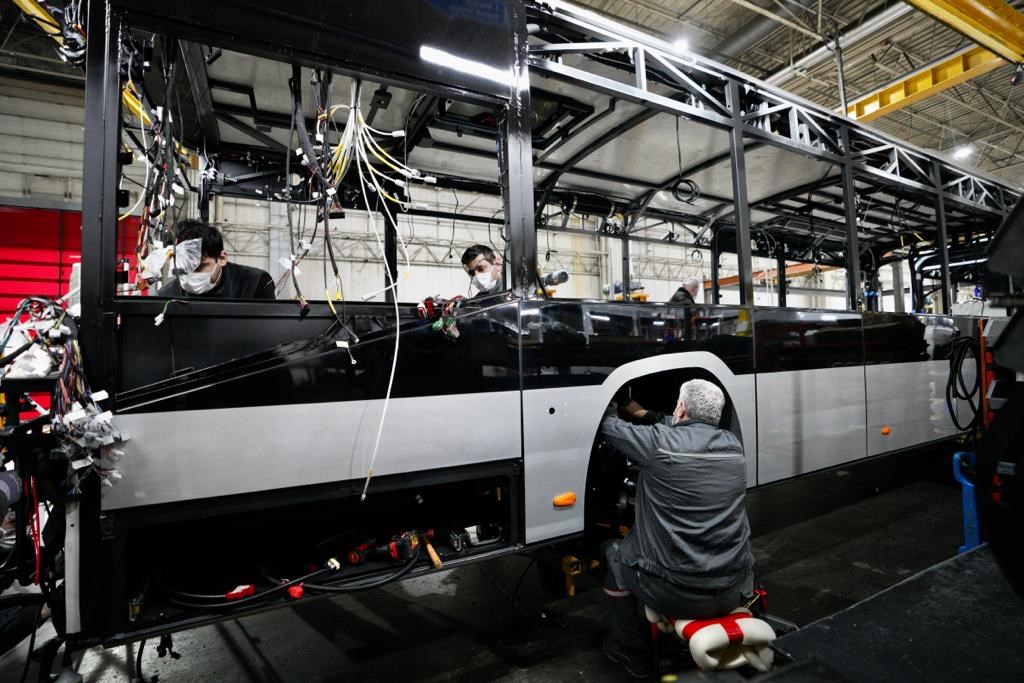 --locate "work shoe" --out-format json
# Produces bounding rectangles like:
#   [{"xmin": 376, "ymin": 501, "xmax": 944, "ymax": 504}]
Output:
[{"xmin": 602, "ymin": 634, "xmax": 653, "ymax": 679}]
